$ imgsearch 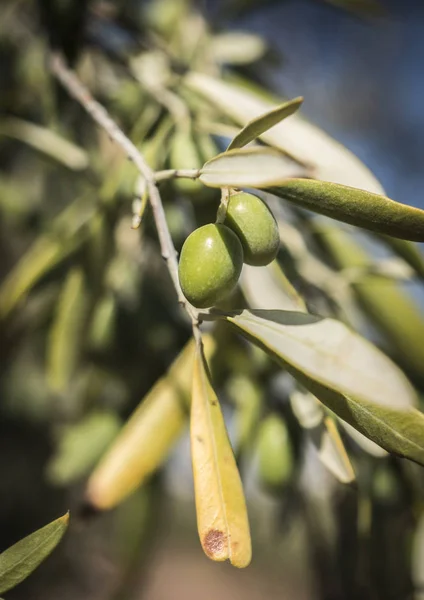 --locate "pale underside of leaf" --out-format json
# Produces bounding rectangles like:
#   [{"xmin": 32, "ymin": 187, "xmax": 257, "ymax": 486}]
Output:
[
  {"xmin": 199, "ymin": 147, "xmax": 303, "ymax": 188},
  {"xmin": 0, "ymin": 513, "xmax": 69, "ymax": 594},
  {"xmin": 184, "ymin": 72, "xmax": 384, "ymax": 193},
  {"xmin": 191, "ymin": 342, "xmax": 251, "ymax": 568},
  {"xmin": 223, "ymin": 309, "xmax": 416, "ymax": 411},
  {"xmin": 224, "ymin": 311, "xmax": 424, "ymax": 466},
  {"xmin": 227, "ymin": 97, "xmax": 304, "ymax": 151}
]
